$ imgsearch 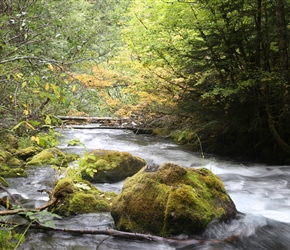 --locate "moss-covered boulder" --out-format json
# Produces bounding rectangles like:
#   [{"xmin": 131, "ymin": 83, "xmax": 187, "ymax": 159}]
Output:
[
  {"xmin": 111, "ymin": 163, "xmax": 237, "ymax": 237},
  {"xmin": 26, "ymin": 148, "xmax": 79, "ymax": 167},
  {"xmin": 80, "ymin": 149, "xmax": 147, "ymax": 183},
  {"xmin": 48, "ymin": 177, "xmax": 117, "ymax": 216}
]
